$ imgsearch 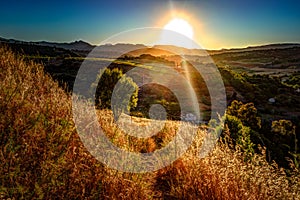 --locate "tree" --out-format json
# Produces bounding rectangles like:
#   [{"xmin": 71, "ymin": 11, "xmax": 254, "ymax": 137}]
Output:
[
  {"xmin": 272, "ymin": 120, "xmax": 295, "ymax": 136},
  {"xmin": 223, "ymin": 115, "xmax": 255, "ymax": 161},
  {"xmin": 271, "ymin": 119, "xmax": 298, "ymax": 168},
  {"xmin": 226, "ymin": 100, "xmax": 243, "ymax": 117},
  {"xmin": 271, "ymin": 119, "xmax": 297, "ymax": 153},
  {"xmin": 227, "ymin": 100, "xmax": 261, "ymax": 131},
  {"xmin": 92, "ymin": 68, "xmax": 138, "ymax": 116},
  {"xmin": 223, "ymin": 101, "xmax": 262, "ymax": 160}
]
